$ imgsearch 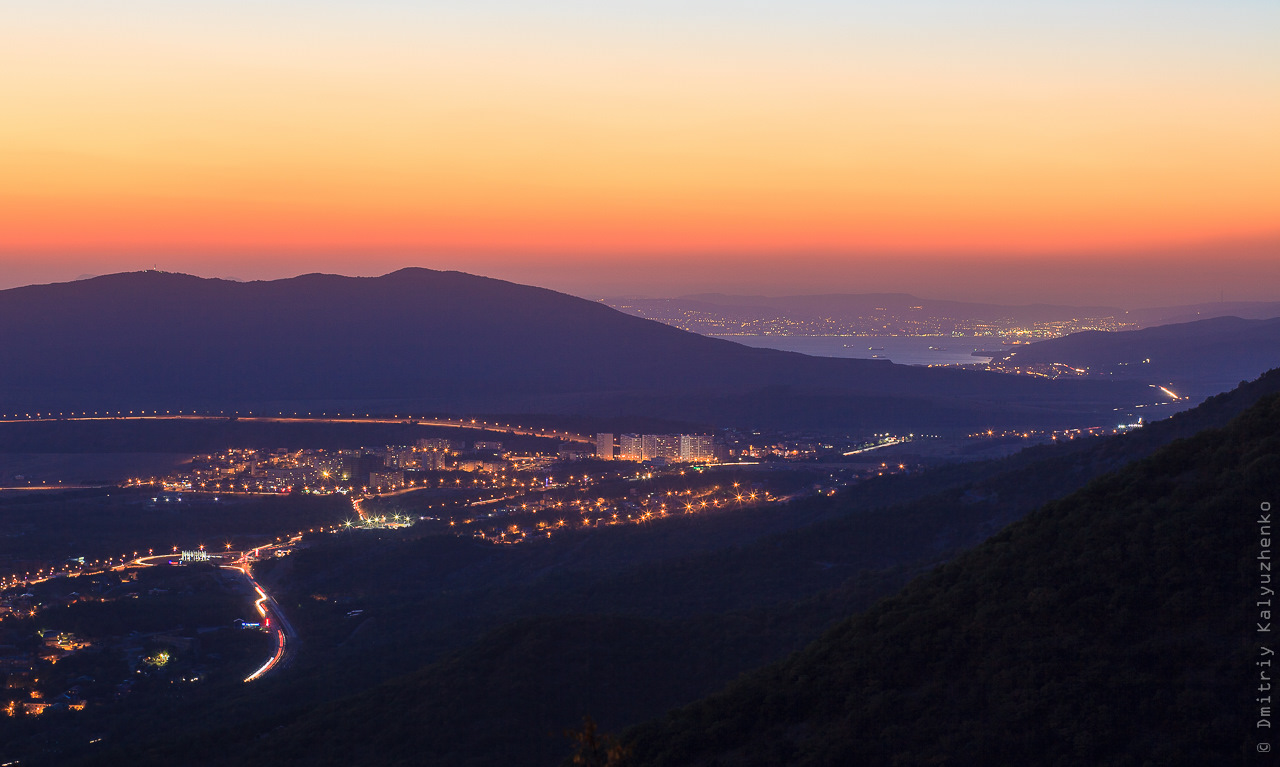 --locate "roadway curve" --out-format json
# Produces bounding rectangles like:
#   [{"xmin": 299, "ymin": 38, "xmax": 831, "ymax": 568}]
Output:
[
  {"xmin": 234, "ymin": 545, "xmax": 299, "ymax": 683},
  {"xmin": 127, "ymin": 551, "xmax": 296, "ymax": 682}
]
